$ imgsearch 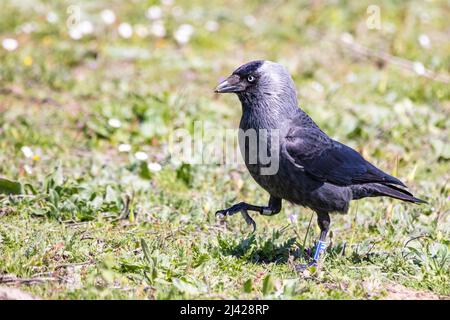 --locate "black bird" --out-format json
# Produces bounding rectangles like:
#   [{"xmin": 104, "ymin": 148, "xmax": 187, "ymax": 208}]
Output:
[{"xmin": 214, "ymin": 60, "xmax": 426, "ymax": 266}]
